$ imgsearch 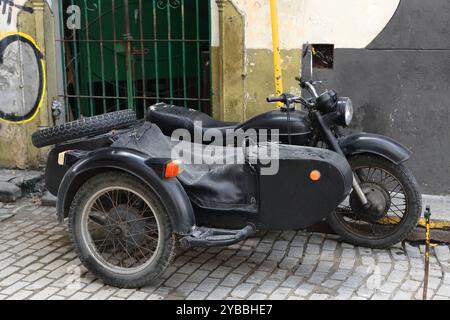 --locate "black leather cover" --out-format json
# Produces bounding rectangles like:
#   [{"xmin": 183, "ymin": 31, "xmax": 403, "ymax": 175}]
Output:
[{"xmin": 112, "ymin": 122, "xmax": 257, "ymax": 213}]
